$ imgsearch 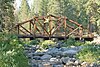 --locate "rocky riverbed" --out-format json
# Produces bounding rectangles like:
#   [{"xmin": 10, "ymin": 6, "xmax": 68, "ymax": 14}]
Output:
[{"xmin": 24, "ymin": 44, "xmax": 100, "ymax": 67}]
